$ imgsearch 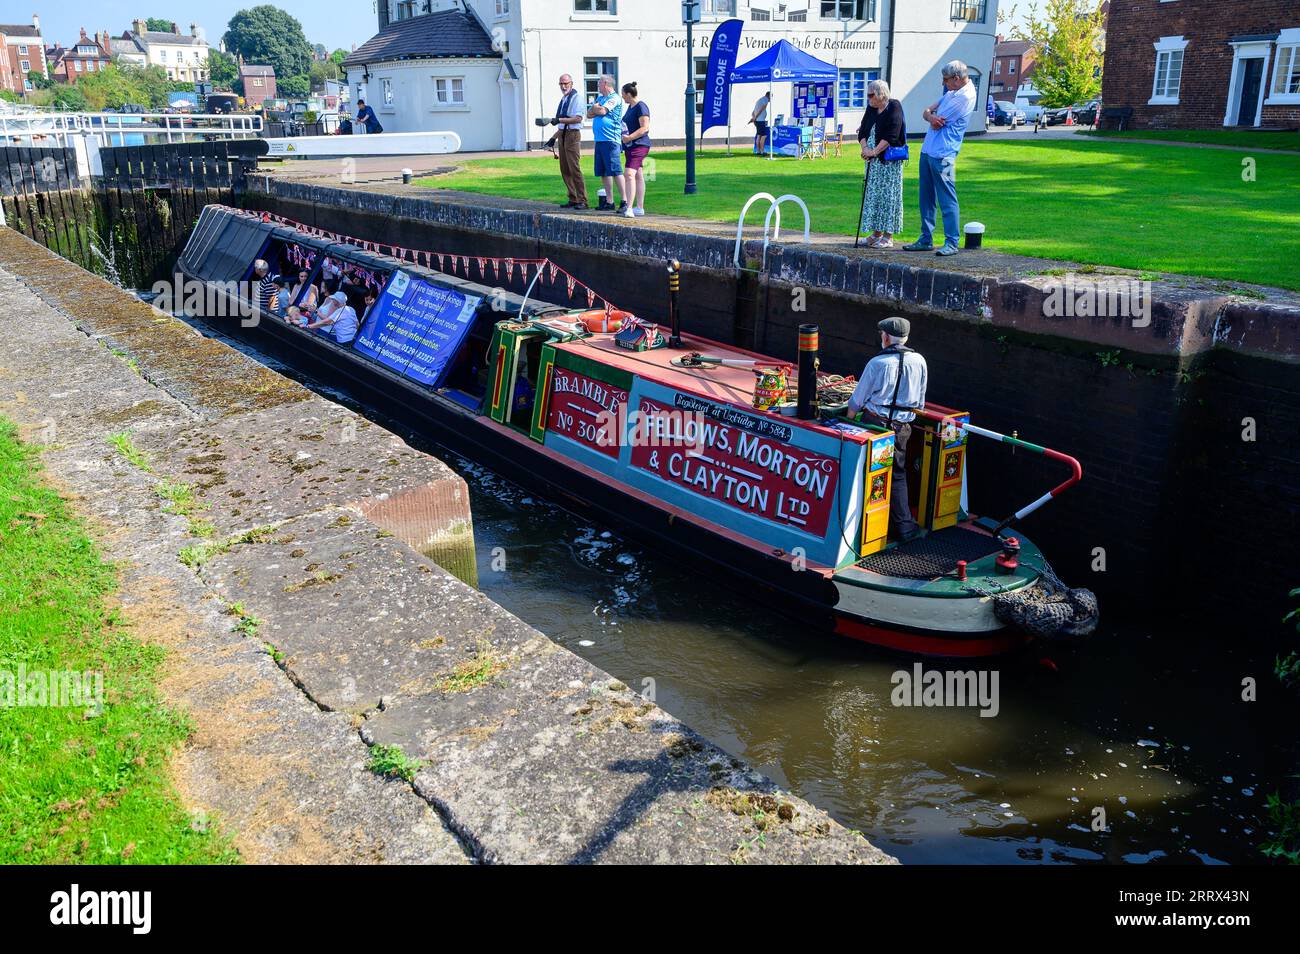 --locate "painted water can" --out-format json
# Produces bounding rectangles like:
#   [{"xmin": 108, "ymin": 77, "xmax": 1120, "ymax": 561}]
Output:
[{"xmin": 752, "ymin": 365, "xmax": 791, "ymax": 411}]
